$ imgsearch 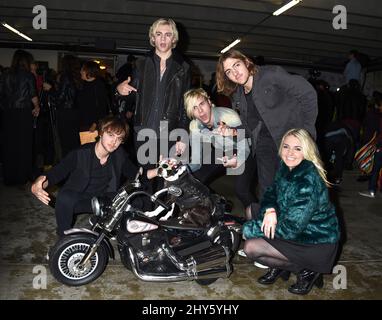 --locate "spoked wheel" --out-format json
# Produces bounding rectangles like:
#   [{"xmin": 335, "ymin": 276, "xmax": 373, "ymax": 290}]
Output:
[{"xmin": 49, "ymin": 234, "xmax": 108, "ymax": 286}]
